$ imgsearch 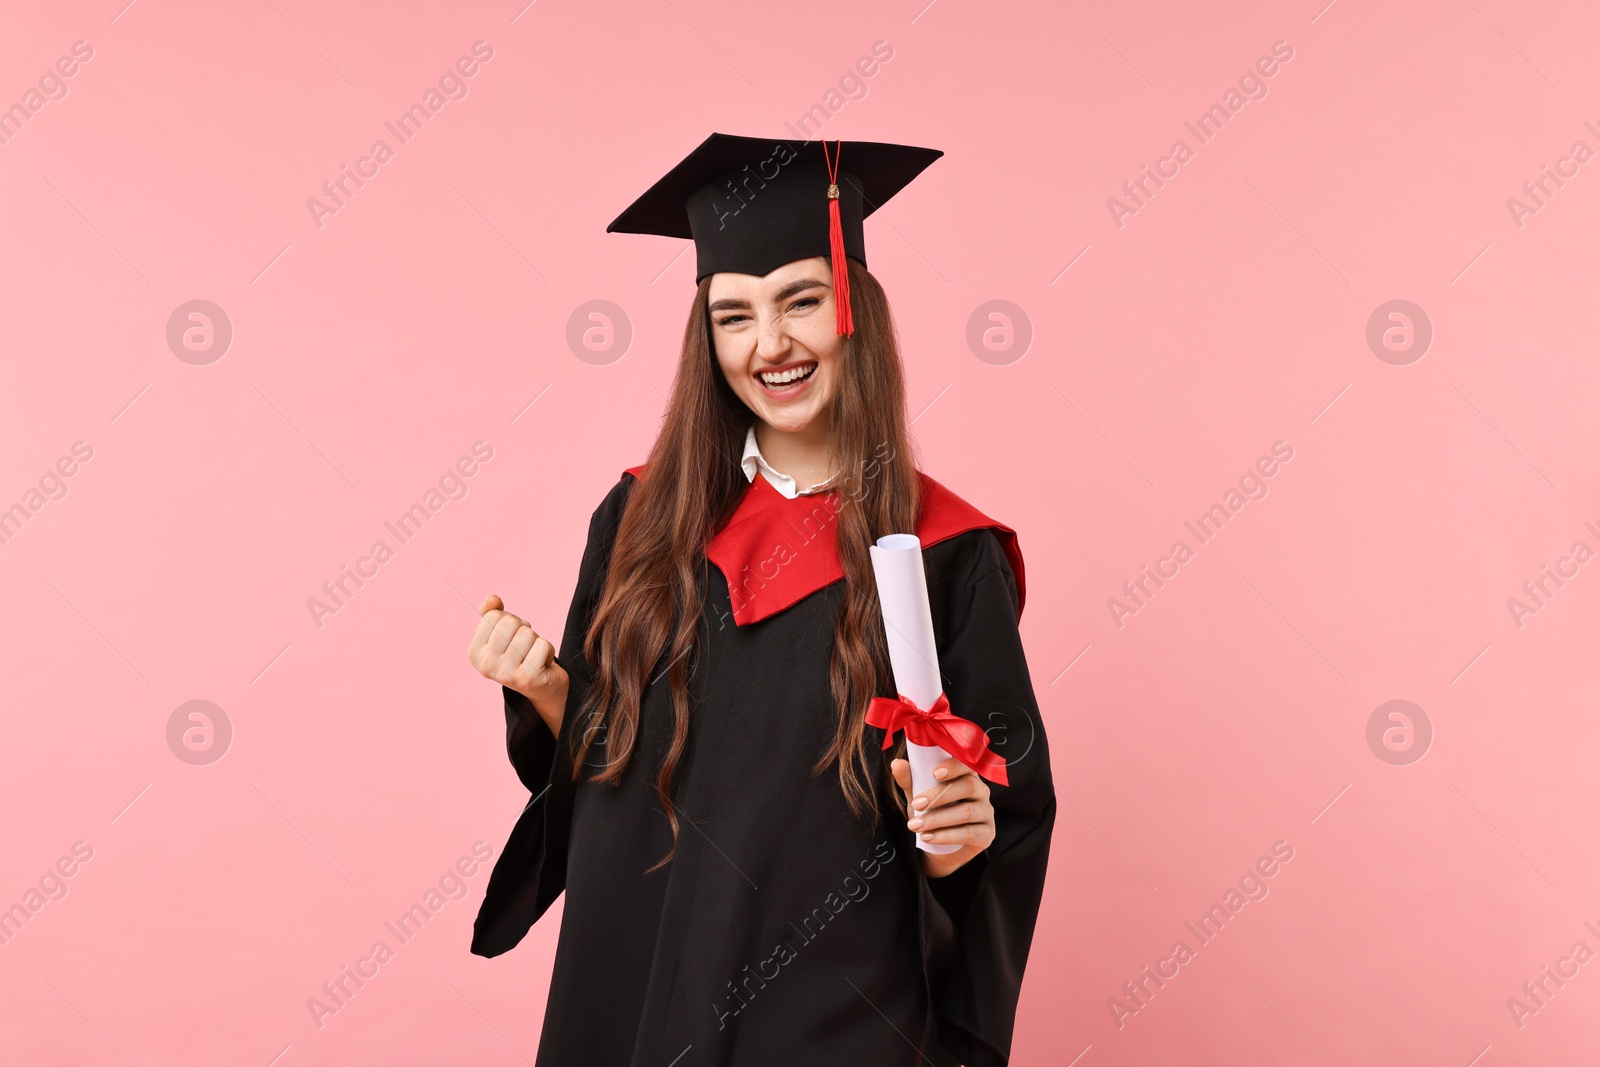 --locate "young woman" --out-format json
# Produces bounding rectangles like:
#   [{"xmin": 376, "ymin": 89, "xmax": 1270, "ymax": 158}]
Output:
[{"xmin": 466, "ymin": 135, "xmax": 1055, "ymax": 1067}]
